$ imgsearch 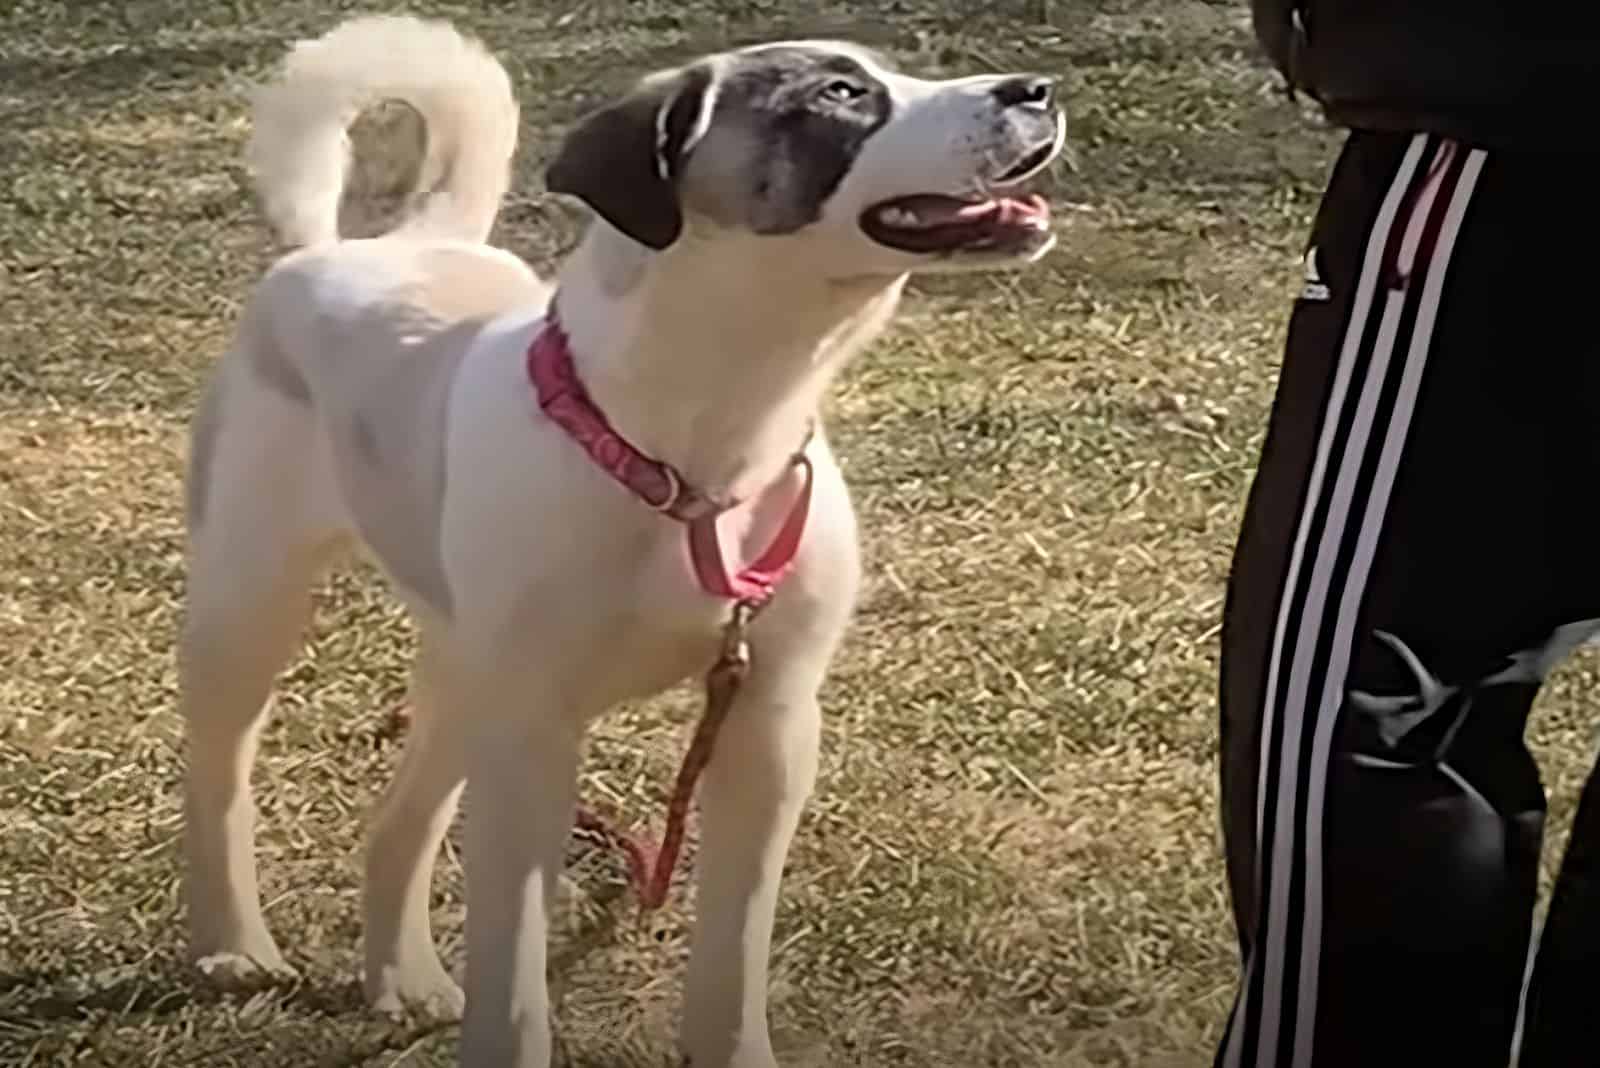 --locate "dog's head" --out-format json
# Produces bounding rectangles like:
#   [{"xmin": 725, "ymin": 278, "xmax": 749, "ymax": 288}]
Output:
[{"xmin": 547, "ymin": 41, "xmax": 1065, "ymax": 276}]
